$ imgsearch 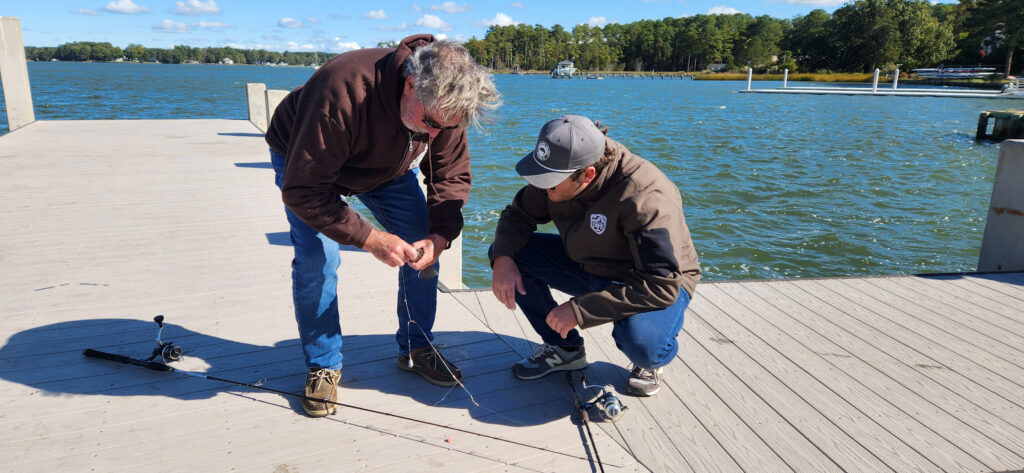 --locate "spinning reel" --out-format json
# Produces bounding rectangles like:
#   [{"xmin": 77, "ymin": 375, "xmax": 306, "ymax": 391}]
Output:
[
  {"xmin": 578, "ymin": 376, "xmax": 627, "ymax": 422},
  {"xmin": 144, "ymin": 315, "xmax": 183, "ymax": 363}
]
